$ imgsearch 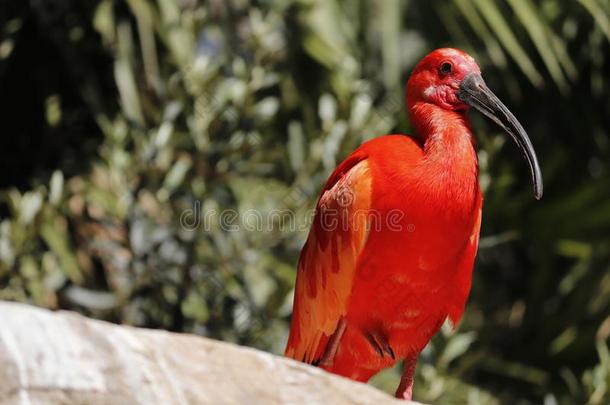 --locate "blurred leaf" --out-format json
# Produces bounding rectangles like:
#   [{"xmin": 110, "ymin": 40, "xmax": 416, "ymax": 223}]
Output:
[
  {"xmin": 380, "ymin": 0, "xmax": 402, "ymax": 88},
  {"xmin": 18, "ymin": 191, "xmax": 43, "ymax": 225},
  {"xmin": 579, "ymin": 0, "xmax": 610, "ymax": 45},
  {"xmin": 114, "ymin": 23, "xmax": 145, "ymax": 125},
  {"xmin": 49, "ymin": 171, "xmax": 64, "ymax": 206},
  {"xmin": 439, "ymin": 332, "xmax": 477, "ymax": 367},
  {"xmin": 454, "ymin": 0, "xmax": 508, "ymax": 68},
  {"xmin": 507, "ymin": 0, "xmax": 569, "ymax": 92},
  {"xmin": 287, "ymin": 121, "xmax": 306, "ymax": 172},
  {"xmin": 472, "ymin": 0, "xmax": 545, "ymax": 87},
  {"xmin": 40, "ymin": 220, "xmax": 82, "ymax": 284}
]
